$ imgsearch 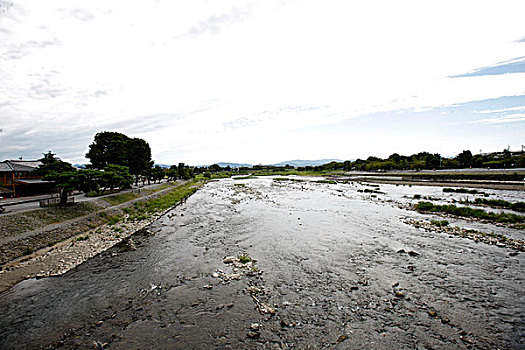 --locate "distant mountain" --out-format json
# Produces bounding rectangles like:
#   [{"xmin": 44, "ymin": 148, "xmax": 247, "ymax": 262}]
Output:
[
  {"xmin": 216, "ymin": 162, "xmax": 252, "ymax": 168},
  {"xmin": 270, "ymin": 159, "xmax": 343, "ymax": 167},
  {"xmin": 193, "ymin": 159, "xmax": 345, "ymax": 168},
  {"xmin": 73, "ymin": 164, "xmax": 87, "ymax": 169},
  {"xmin": 155, "ymin": 164, "xmax": 172, "ymax": 169}
]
